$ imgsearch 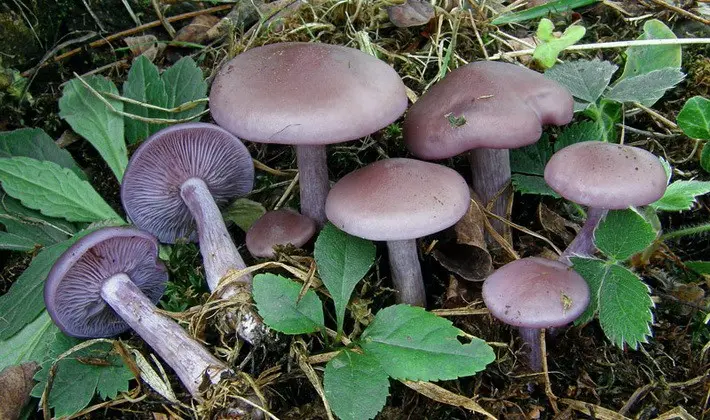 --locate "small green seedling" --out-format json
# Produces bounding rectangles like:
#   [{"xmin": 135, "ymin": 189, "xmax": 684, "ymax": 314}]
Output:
[{"xmin": 533, "ymin": 18, "xmax": 586, "ymax": 69}]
